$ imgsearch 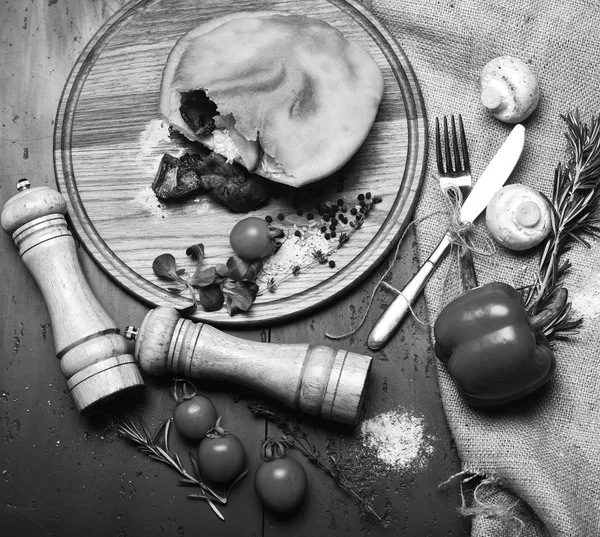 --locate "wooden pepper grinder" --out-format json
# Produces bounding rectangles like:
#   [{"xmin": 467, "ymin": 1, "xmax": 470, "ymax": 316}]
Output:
[
  {"xmin": 125, "ymin": 307, "xmax": 372, "ymax": 425},
  {"xmin": 1, "ymin": 179, "xmax": 145, "ymax": 412}
]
